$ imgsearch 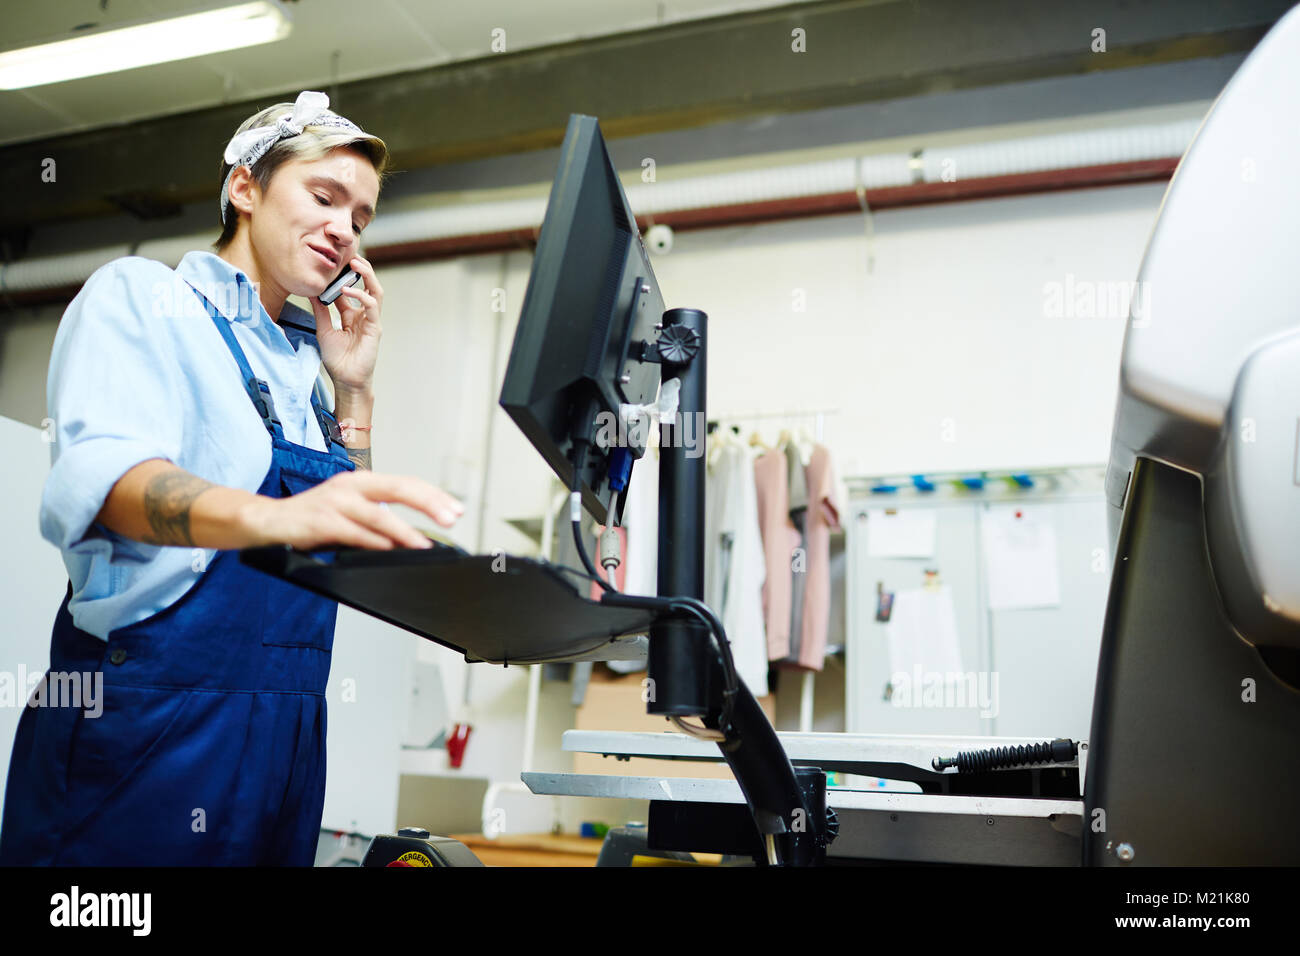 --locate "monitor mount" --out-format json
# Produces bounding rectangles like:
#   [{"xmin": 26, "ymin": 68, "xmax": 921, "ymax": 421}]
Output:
[{"xmin": 597, "ymin": 306, "xmax": 837, "ymax": 866}]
